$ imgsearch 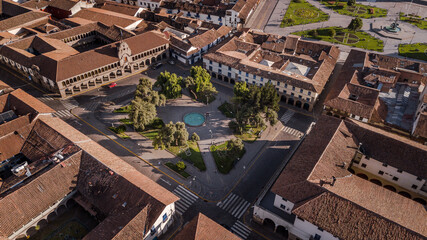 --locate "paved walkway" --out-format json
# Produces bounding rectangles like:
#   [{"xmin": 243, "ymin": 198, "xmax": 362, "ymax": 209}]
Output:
[{"xmin": 263, "ymin": 0, "xmax": 427, "ymax": 55}]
